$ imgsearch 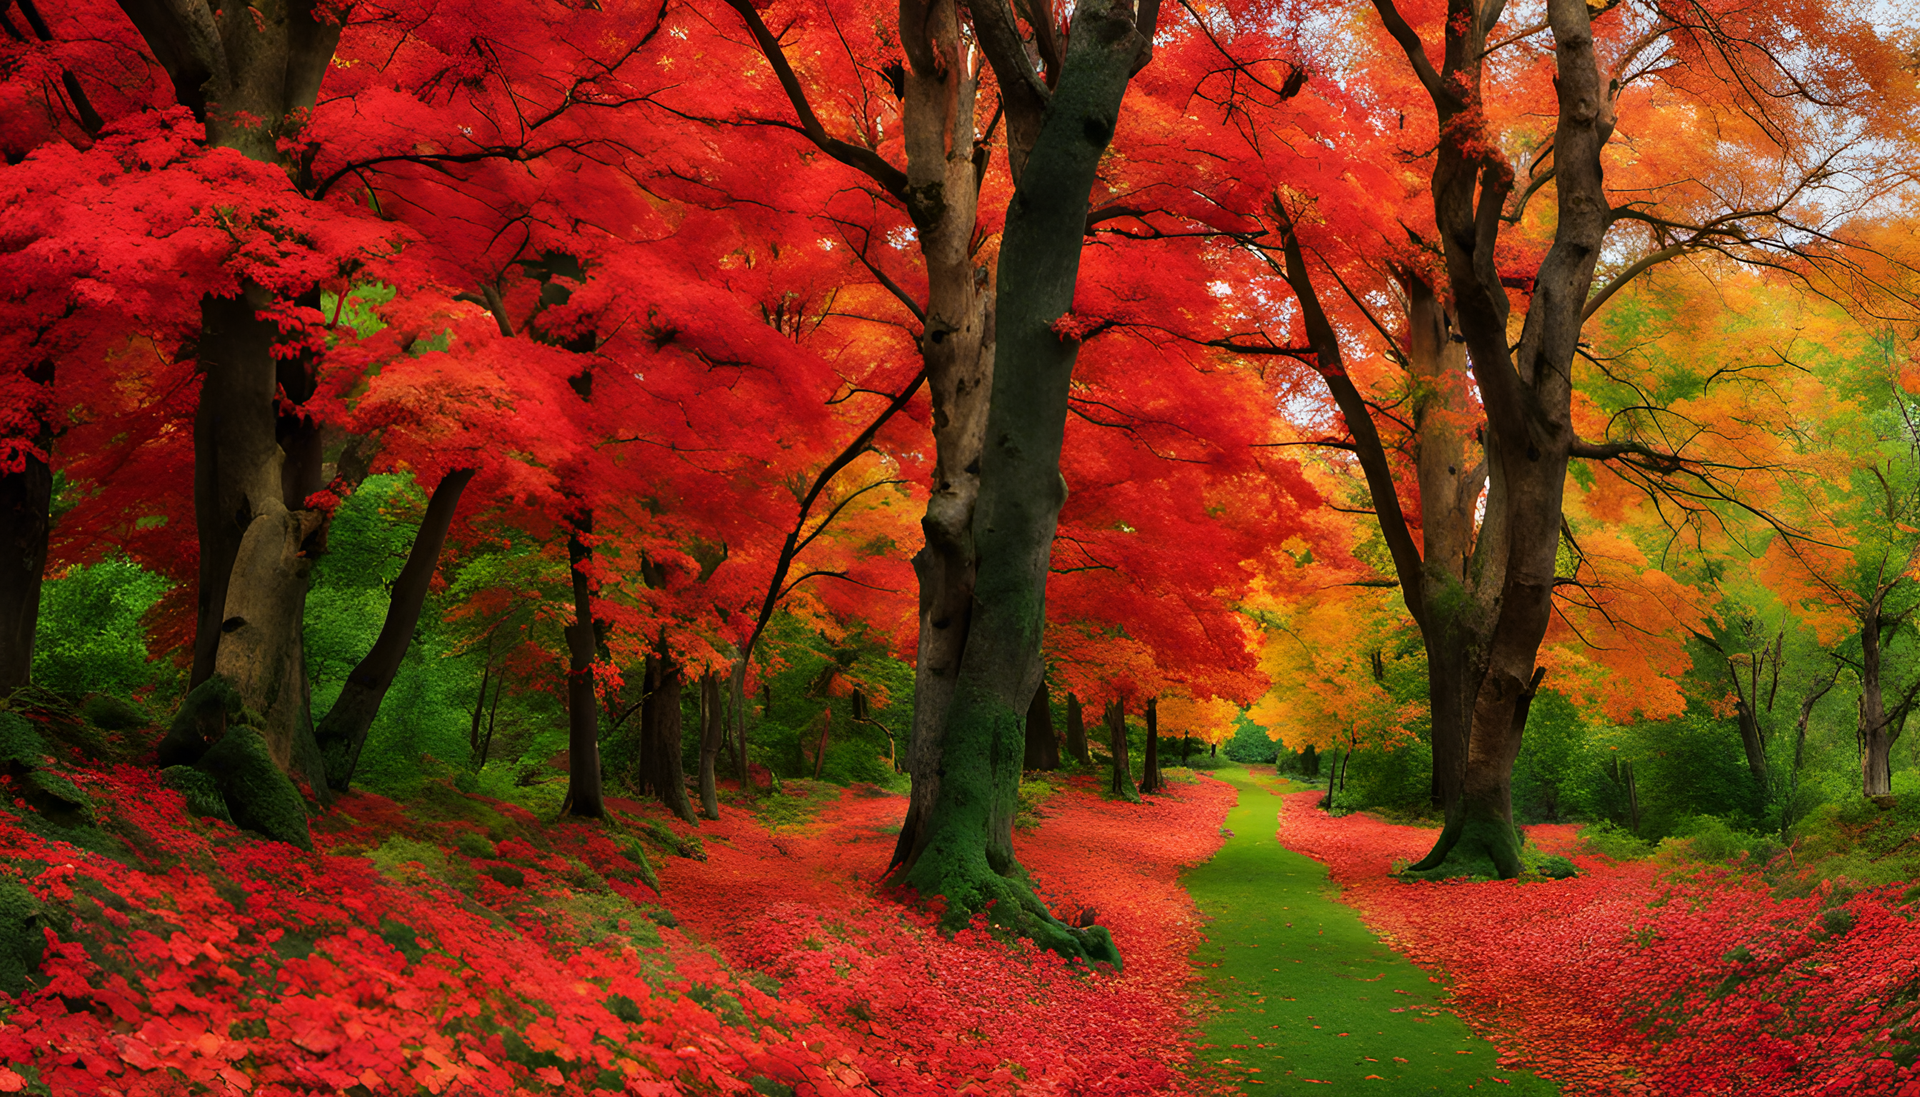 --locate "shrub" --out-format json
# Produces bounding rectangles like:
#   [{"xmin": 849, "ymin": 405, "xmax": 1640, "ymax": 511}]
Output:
[
  {"xmin": 1671, "ymin": 814, "xmax": 1779, "ymax": 866},
  {"xmin": 1579, "ymin": 820, "xmax": 1654, "ymax": 861},
  {"xmin": 31, "ymin": 558, "xmax": 170, "ymax": 698},
  {"xmin": 1223, "ymin": 716, "xmax": 1278, "ymax": 764}
]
